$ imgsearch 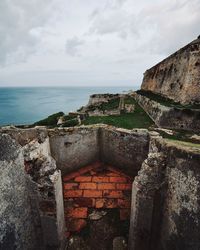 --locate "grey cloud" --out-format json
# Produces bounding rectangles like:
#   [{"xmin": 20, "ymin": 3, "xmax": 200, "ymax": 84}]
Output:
[
  {"xmin": 138, "ymin": 0, "xmax": 200, "ymax": 55},
  {"xmin": 65, "ymin": 37, "xmax": 85, "ymax": 56},
  {"xmin": 0, "ymin": 0, "xmax": 56, "ymax": 66}
]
